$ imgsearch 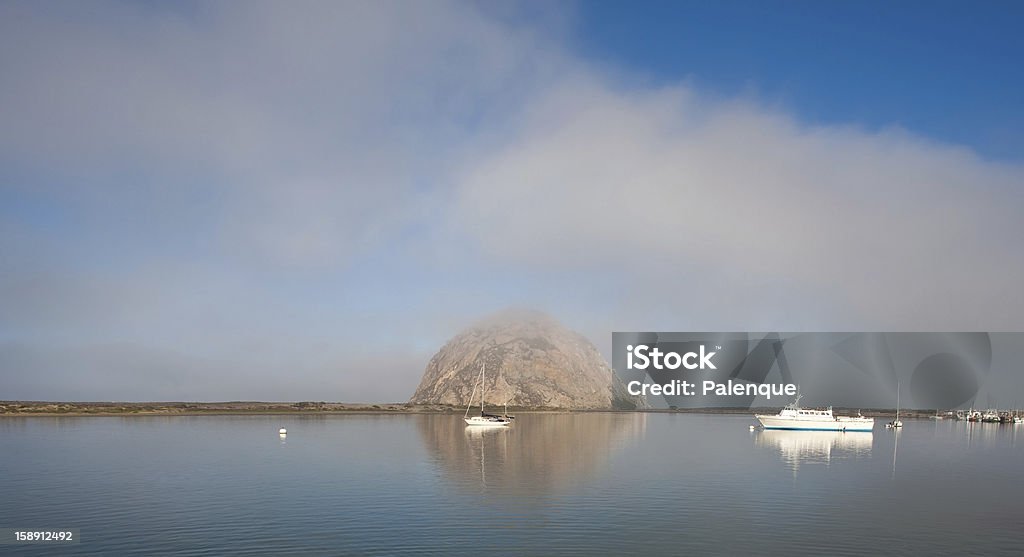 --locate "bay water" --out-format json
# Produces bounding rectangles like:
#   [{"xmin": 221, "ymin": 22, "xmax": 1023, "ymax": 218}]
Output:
[{"xmin": 2, "ymin": 413, "xmax": 1021, "ymax": 555}]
